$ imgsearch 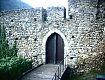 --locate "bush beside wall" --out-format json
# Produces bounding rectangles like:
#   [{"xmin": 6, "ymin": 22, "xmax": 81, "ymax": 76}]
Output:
[
  {"xmin": 0, "ymin": 57, "xmax": 32, "ymax": 80},
  {"xmin": 0, "ymin": 26, "xmax": 32, "ymax": 80}
]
